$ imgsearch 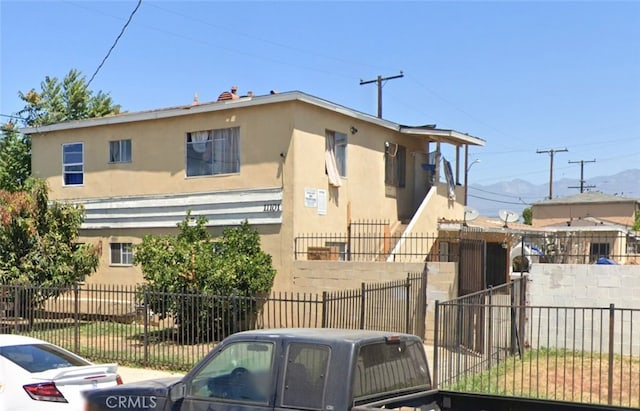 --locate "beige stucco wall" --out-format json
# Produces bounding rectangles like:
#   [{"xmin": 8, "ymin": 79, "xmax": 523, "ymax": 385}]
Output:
[
  {"xmin": 31, "ymin": 102, "xmax": 296, "ymax": 200},
  {"xmin": 424, "ymin": 262, "xmax": 458, "ymax": 343},
  {"xmin": 288, "ymin": 103, "xmax": 430, "ymax": 237},
  {"xmin": 532, "ymin": 202, "xmax": 637, "ymax": 227},
  {"xmin": 78, "ymin": 225, "xmax": 284, "ymax": 287},
  {"xmin": 290, "ymin": 260, "xmax": 457, "ymax": 343}
]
